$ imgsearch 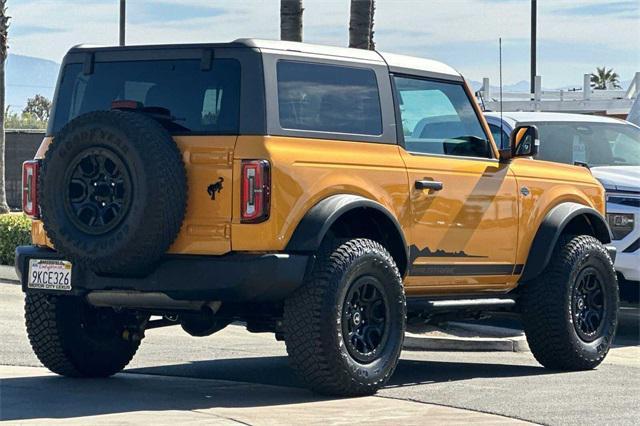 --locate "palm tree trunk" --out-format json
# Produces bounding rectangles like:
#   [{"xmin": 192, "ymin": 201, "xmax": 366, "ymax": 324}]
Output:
[
  {"xmin": 280, "ymin": 0, "xmax": 303, "ymax": 42},
  {"xmin": 0, "ymin": 0, "xmax": 10, "ymax": 214},
  {"xmin": 349, "ymin": 0, "xmax": 375, "ymax": 50},
  {"xmin": 368, "ymin": 0, "xmax": 375, "ymax": 50}
]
